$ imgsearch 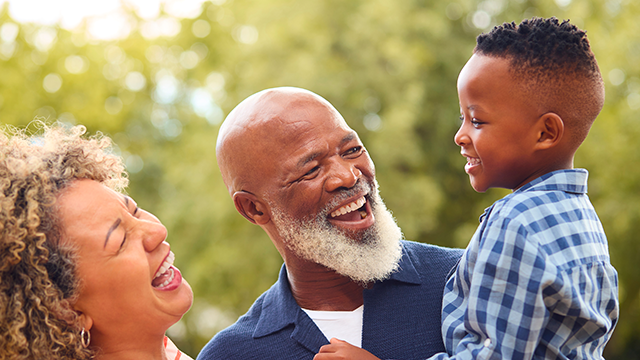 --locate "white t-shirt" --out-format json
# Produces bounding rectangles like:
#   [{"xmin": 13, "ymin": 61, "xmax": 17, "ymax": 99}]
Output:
[{"xmin": 302, "ymin": 305, "xmax": 364, "ymax": 347}]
